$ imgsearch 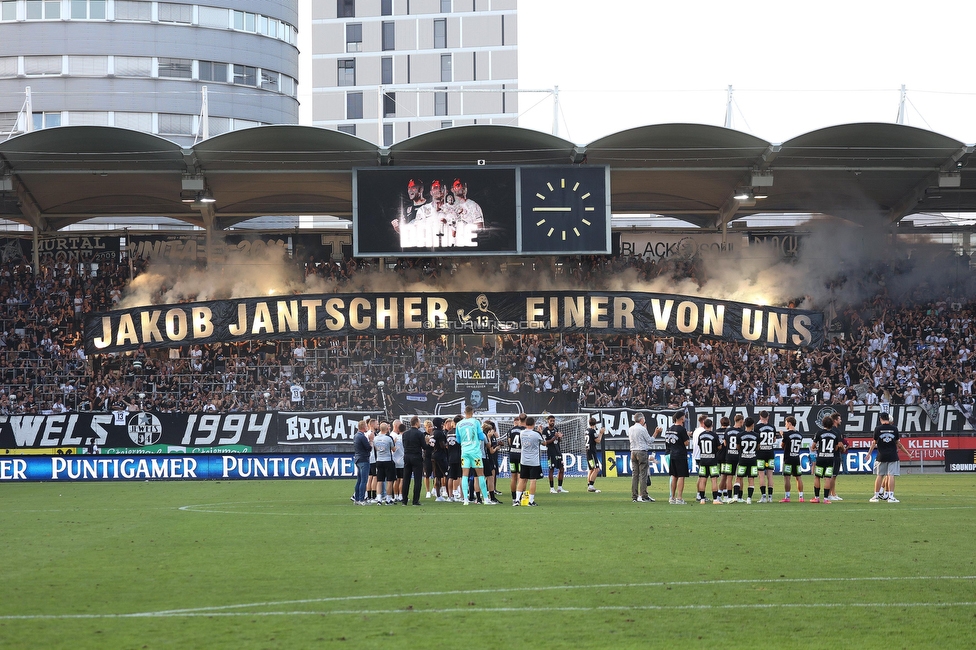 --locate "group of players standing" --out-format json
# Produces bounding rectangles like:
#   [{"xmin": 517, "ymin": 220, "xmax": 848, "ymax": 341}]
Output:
[
  {"xmin": 352, "ymin": 407, "xmax": 908, "ymax": 507},
  {"xmin": 352, "ymin": 410, "xmax": 500, "ymax": 506},
  {"xmin": 660, "ymin": 409, "xmax": 907, "ymax": 505},
  {"xmin": 505, "ymin": 413, "xmax": 605, "ymax": 506},
  {"xmin": 352, "ymin": 410, "xmax": 604, "ymax": 507}
]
